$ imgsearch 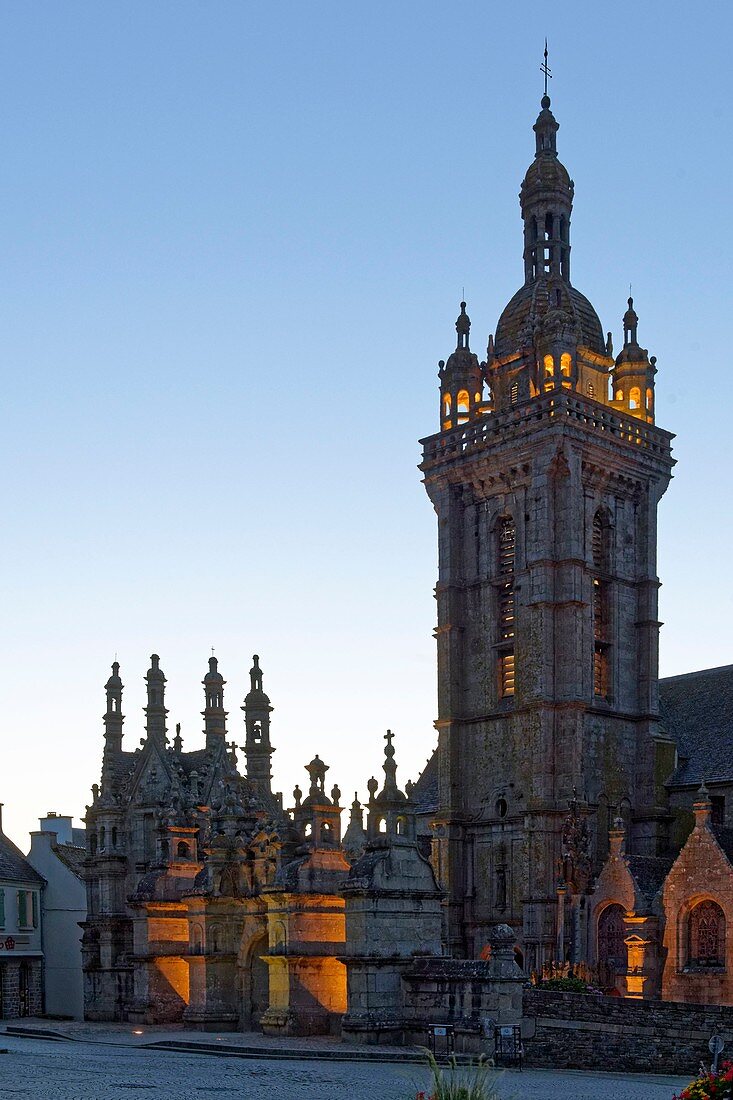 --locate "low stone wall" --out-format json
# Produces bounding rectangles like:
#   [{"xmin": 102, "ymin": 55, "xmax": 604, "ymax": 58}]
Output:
[
  {"xmin": 401, "ymin": 951, "xmax": 524, "ymax": 1054},
  {"xmin": 523, "ymin": 988, "xmax": 733, "ymax": 1075}
]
